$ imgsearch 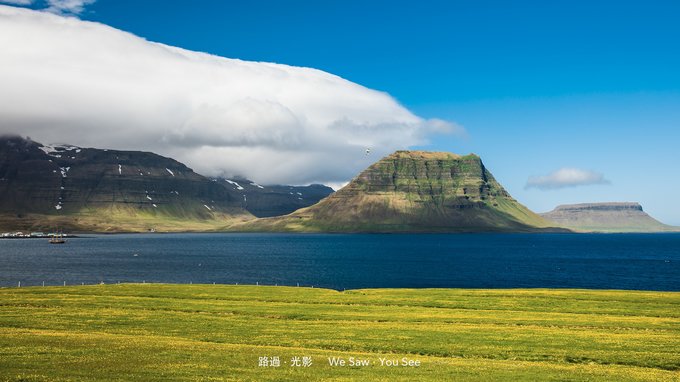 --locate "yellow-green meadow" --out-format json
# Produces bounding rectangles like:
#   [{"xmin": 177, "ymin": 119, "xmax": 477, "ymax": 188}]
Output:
[{"xmin": 0, "ymin": 284, "xmax": 678, "ymax": 381}]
